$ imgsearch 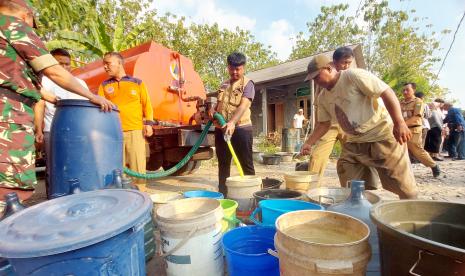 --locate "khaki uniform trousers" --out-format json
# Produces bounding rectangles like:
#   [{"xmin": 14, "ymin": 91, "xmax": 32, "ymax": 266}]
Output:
[
  {"xmin": 337, "ymin": 135, "xmax": 418, "ymax": 199},
  {"xmin": 308, "ymin": 125, "xmax": 380, "ymax": 189},
  {"xmin": 407, "ymin": 127, "xmax": 436, "ymax": 168},
  {"xmin": 123, "ymin": 130, "xmax": 146, "ymax": 175}
]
